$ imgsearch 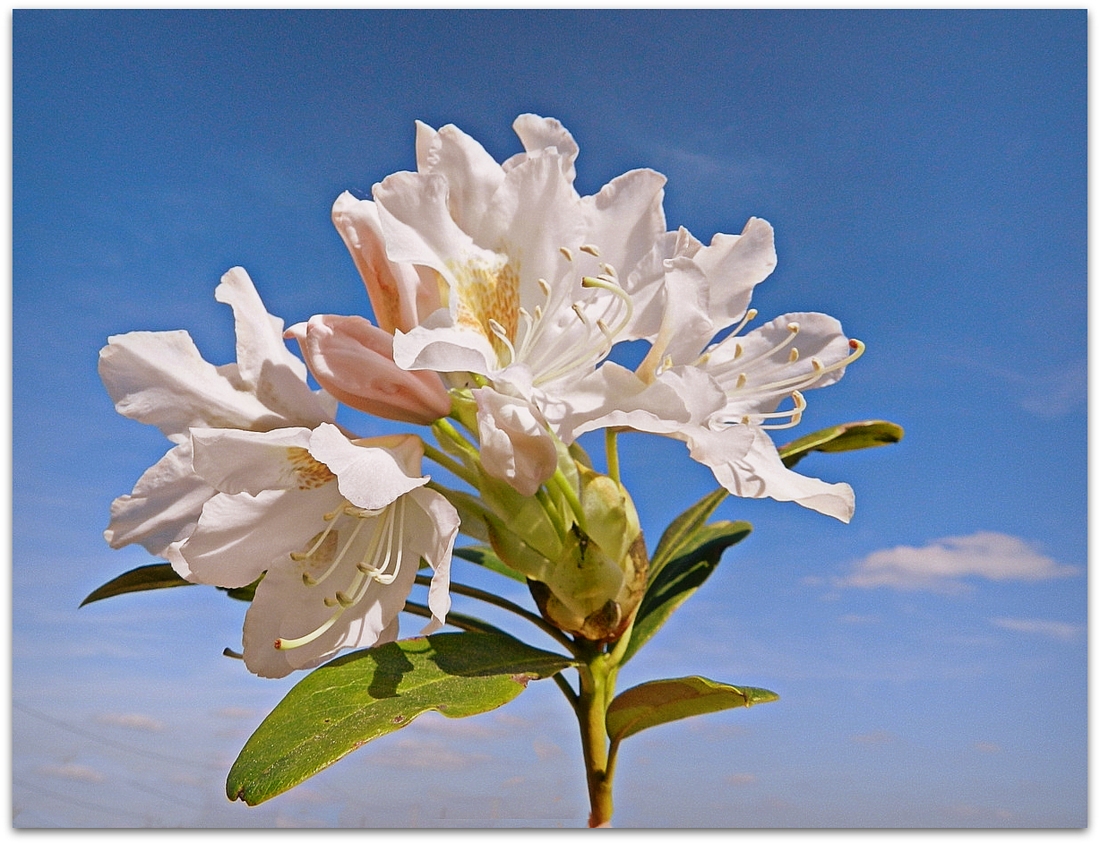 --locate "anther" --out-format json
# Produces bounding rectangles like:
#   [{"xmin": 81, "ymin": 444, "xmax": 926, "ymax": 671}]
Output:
[
  {"xmin": 302, "ymin": 572, "xmax": 316, "ymax": 586},
  {"xmin": 335, "ymin": 591, "xmax": 354, "ymax": 608},
  {"xmin": 736, "ymin": 373, "xmax": 748, "ymax": 389},
  {"xmin": 559, "ymin": 247, "xmax": 573, "ymax": 262},
  {"xmin": 579, "ymin": 244, "xmax": 600, "ymax": 257},
  {"xmin": 789, "ymin": 348, "xmax": 800, "ymax": 362},
  {"xmin": 537, "ymin": 277, "xmax": 552, "ymax": 297},
  {"xmin": 599, "ymin": 262, "xmax": 617, "ymax": 277}
]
